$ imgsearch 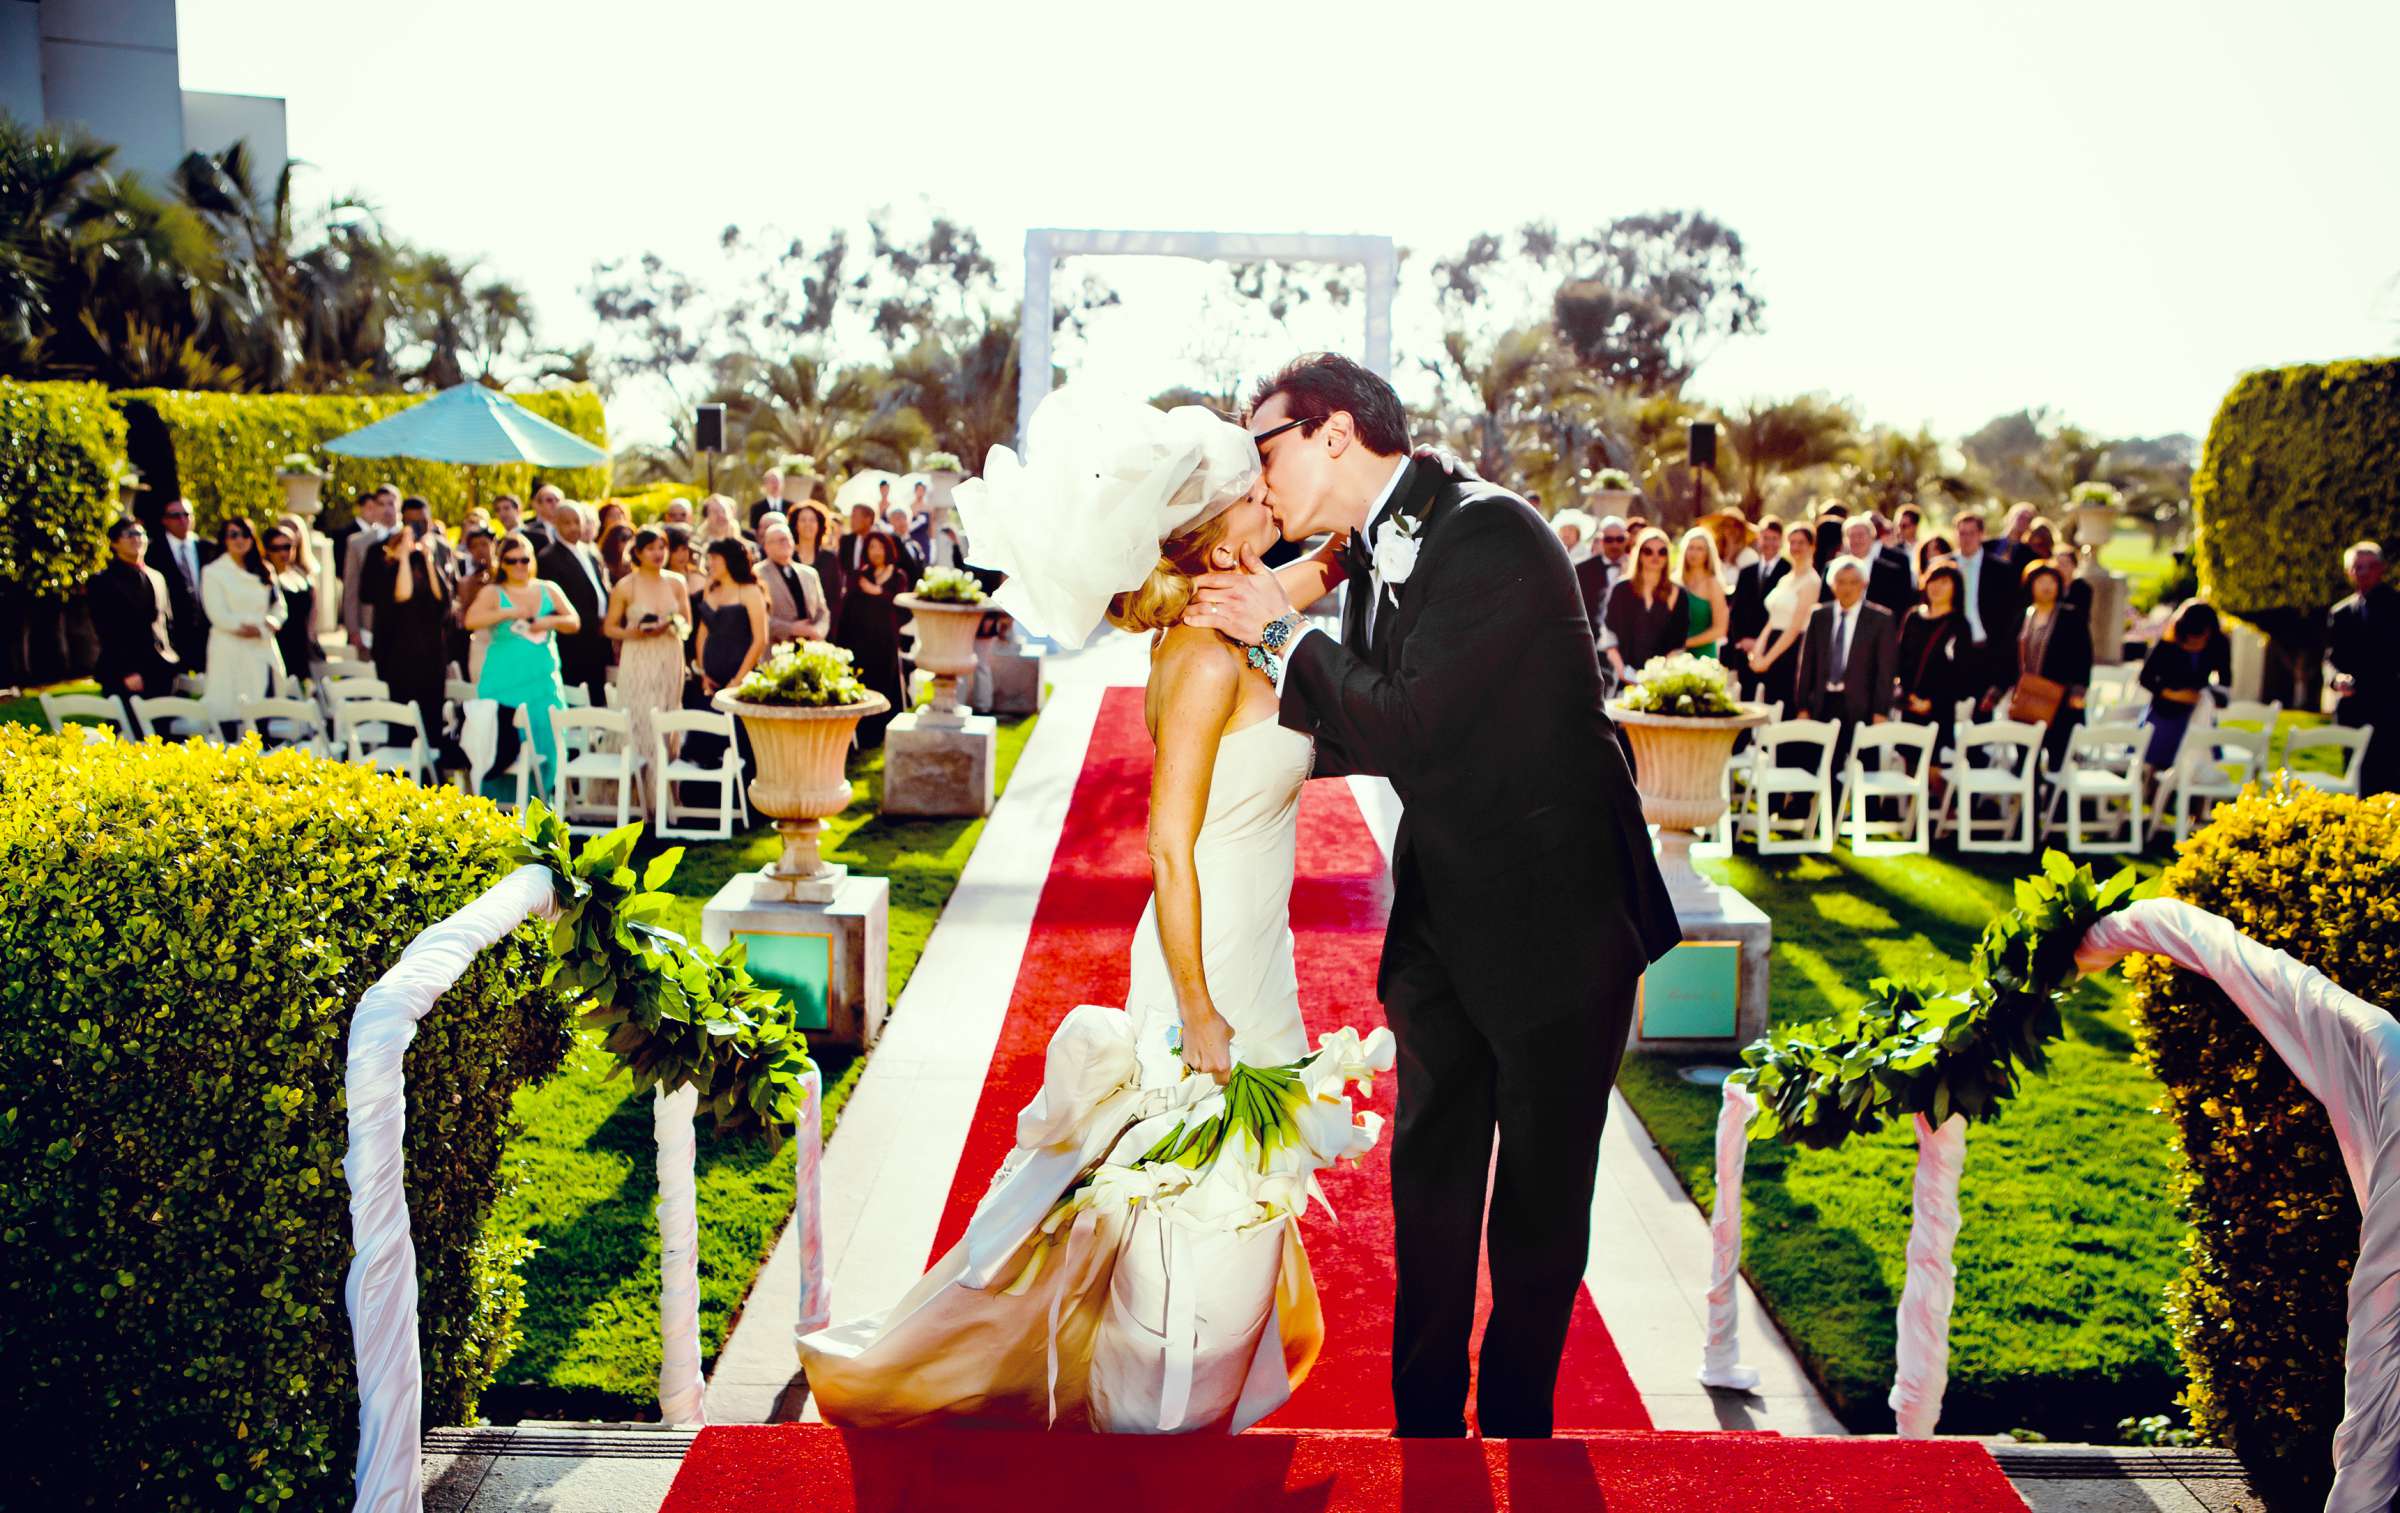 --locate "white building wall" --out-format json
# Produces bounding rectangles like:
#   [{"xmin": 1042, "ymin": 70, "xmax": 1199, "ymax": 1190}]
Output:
[
  {"xmin": 1, "ymin": 2, "xmax": 44, "ymax": 124},
  {"xmin": 182, "ymin": 90, "xmax": 285, "ymax": 177},
  {"xmin": 38, "ymin": 0, "xmax": 184, "ymax": 177}
]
